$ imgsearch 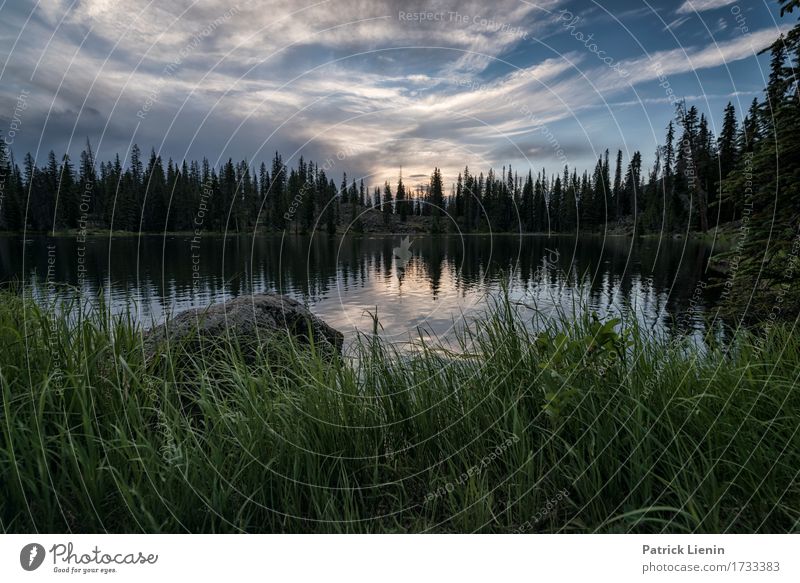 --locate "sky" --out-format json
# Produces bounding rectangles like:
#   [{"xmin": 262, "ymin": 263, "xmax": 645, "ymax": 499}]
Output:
[{"xmin": 0, "ymin": 0, "xmax": 792, "ymax": 190}]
